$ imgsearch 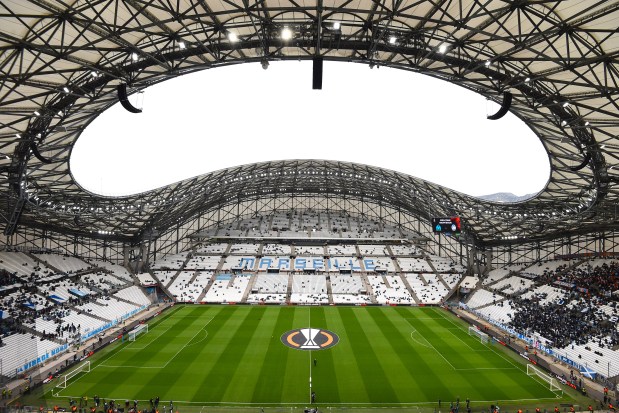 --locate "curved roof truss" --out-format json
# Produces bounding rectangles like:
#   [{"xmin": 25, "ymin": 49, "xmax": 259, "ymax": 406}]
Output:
[{"xmin": 1, "ymin": 0, "xmax": 618, "ymax": 248}]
